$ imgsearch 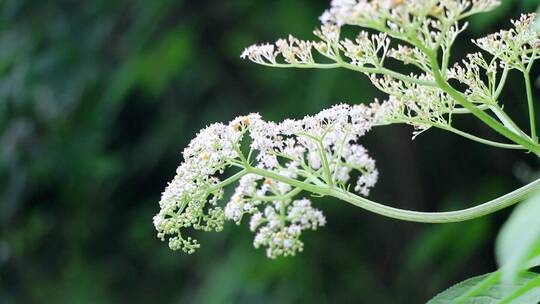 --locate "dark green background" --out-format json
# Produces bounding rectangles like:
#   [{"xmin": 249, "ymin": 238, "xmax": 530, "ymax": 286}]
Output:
[{"xmin": 1, "ymin": 0, "xmax": 540, "ymax": 303}]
